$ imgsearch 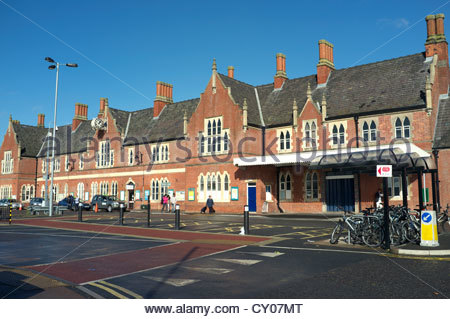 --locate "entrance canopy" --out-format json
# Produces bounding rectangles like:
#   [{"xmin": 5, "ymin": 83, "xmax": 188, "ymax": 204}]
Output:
[
  {"xmin": 309, "ymin": 143, "xmax": 434, "ymax": 170},
  {"xmin": 233, "ymin": 143, "xmax": 435, "ymax": 170}
]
